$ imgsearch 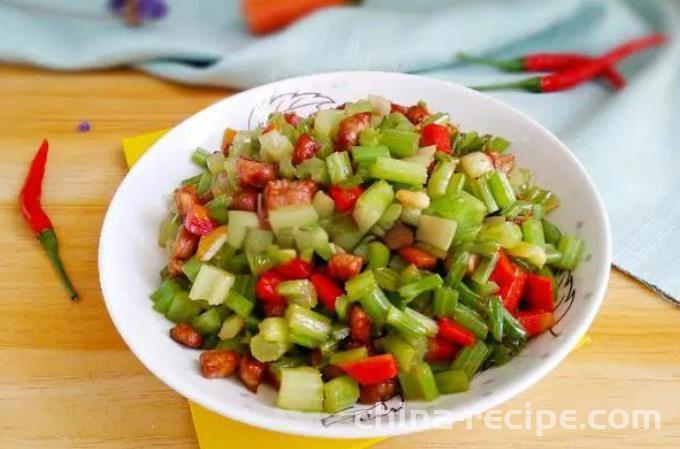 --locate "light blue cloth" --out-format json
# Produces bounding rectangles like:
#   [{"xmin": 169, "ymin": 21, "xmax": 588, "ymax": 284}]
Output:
[{"xmin": 2, "ymin": 0, "xmax": 679, "ymax": 301}]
